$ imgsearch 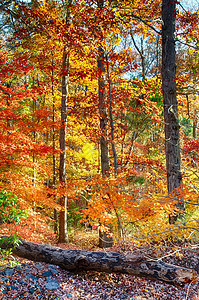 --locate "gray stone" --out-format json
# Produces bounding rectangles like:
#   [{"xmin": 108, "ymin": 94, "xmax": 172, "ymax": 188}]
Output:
[
  {"xmin": 48, "ymin": 264, "xmax": 58, "ymax": 269},
  {"xmin": 19, "ymin": 280, "xmax": 28, "ymax": 285},
  {"xmin": 66, "ymin": 293, "xmax": 73, "ymax": 298},
  {"xmin": 29, "ymin": 287, "xmax": 35, "ymax": 294},
  {"xmin": 35, "ymin": 263, "xmax": 44, "ymax": 269},
  {"xmin": 15, "ymin": 265, "xmax": 22, "ymax": 271},
  {"xmin": 46, "ymin": 277, "xmax": 58, "ymax": 283},
  {"xmin": 4, "ymin": 268, "xmax": 14, "ymax": 276},
  {"xmin": 21, "ymin": 263, "xmax": 30, "ymax": 267},
  {"xmin": 25, "ymin": 274, "xmax": 38, "ymax": 281},
  {"xmin": 42, "ymin": 270, "xmax": 53, "ymax": 277},
  {"xmin": 48, "ymin": 266, "xmax": 59, "ymax": 275},
  {"xmin": 2, "ymin": 277, "xmax": 9, "ymax": 282},
  {"xmin": 45, "ymin": 279, "xmax": 60, "ymax": 290},
  {"xmin": 8, "ymin": 285, "xmax": 18, "ymax": 291}
]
